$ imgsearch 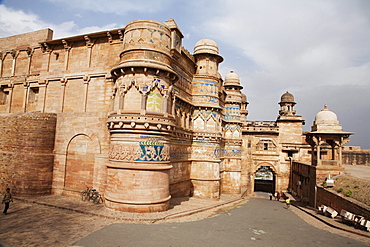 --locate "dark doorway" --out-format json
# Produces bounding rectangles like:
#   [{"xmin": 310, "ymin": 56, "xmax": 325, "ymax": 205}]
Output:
[{"xmin": 254, "ymin": 166, "xmax": 275, "ymax": 193}]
